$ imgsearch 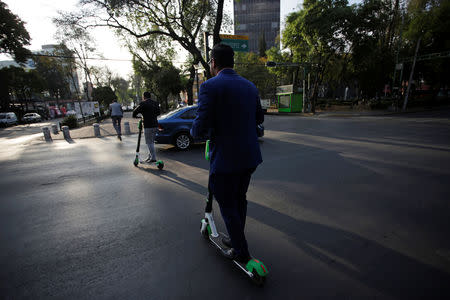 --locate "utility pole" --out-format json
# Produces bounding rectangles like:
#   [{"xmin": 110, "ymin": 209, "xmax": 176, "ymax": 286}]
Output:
[
  {"xmin": 402, "ymin": 36, "xmax": 421, "ymax": 111},
  {"xmin": 393, "ymin": 0, "xmax": 405, "ymax": 110}
]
